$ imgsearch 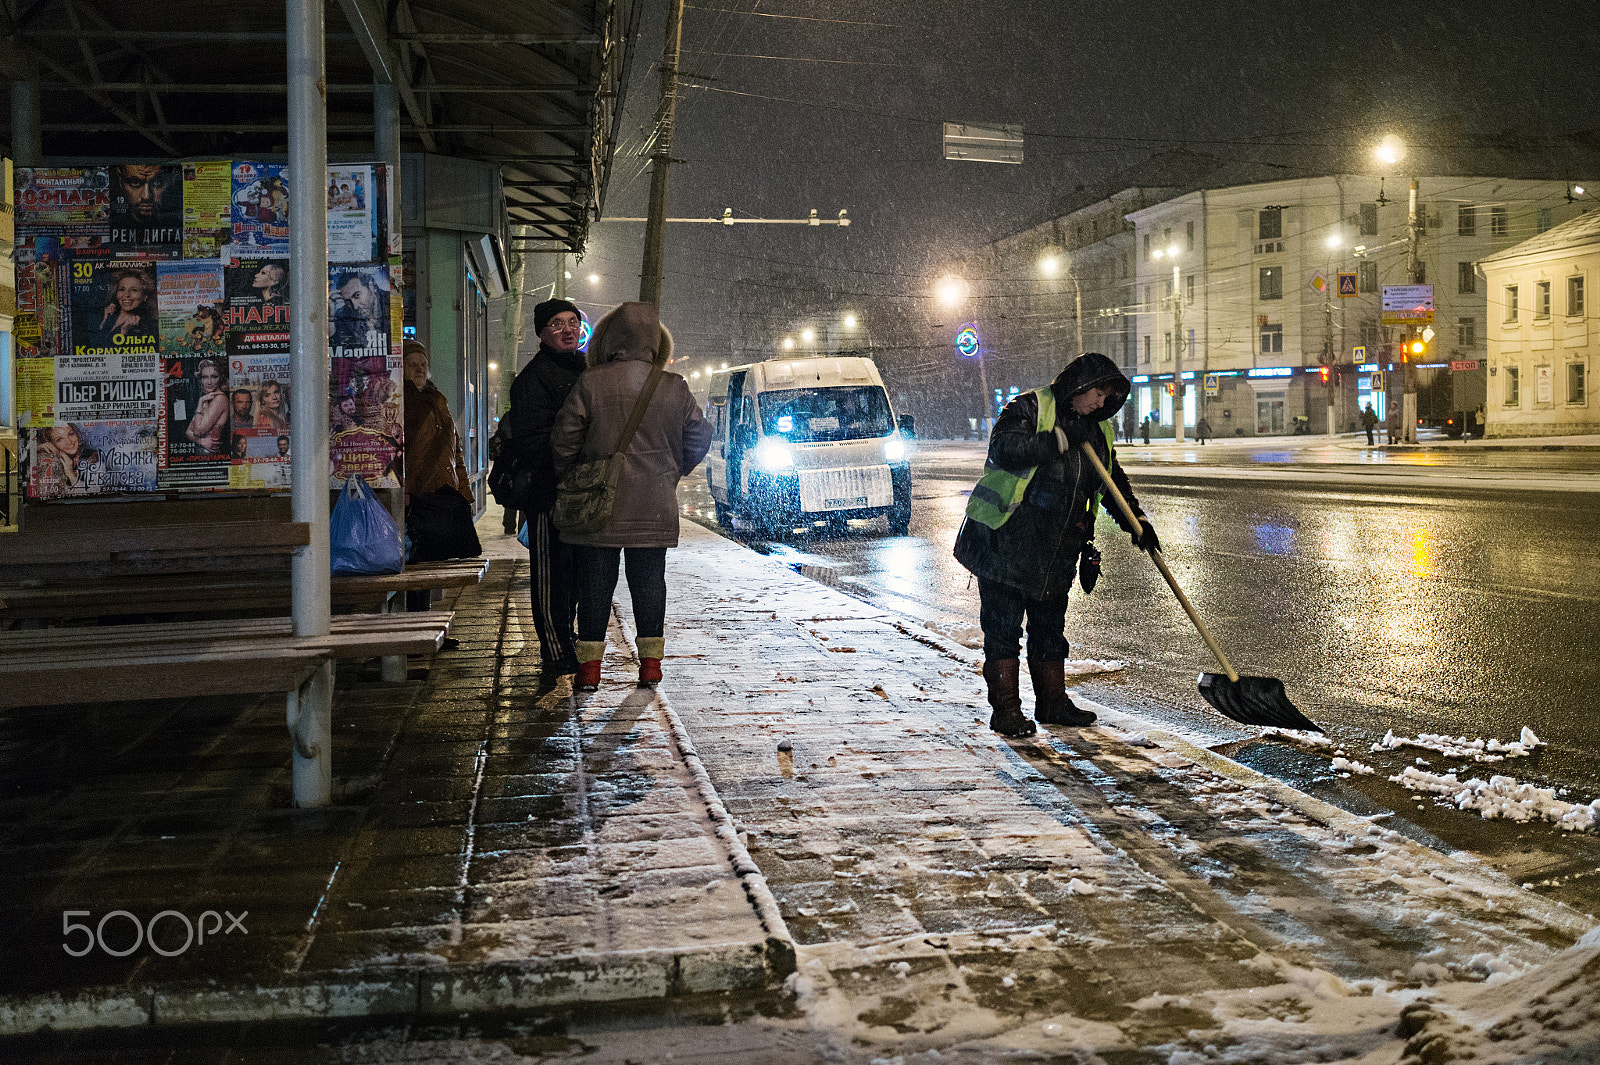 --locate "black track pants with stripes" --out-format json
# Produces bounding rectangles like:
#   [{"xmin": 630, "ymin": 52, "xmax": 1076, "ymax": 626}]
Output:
[{"xmin": 526, "ymin": 509, "xmax": 577, "ymax": 664}]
